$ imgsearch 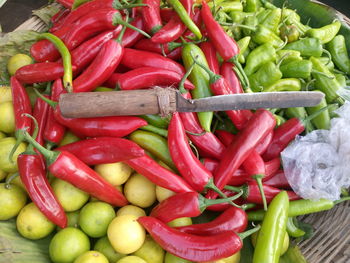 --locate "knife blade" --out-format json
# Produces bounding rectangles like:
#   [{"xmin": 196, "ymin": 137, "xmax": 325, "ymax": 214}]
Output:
[{"xmin": 59, "ymin": 87, "xmax": 324, "ymax": 118}]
